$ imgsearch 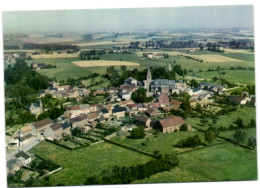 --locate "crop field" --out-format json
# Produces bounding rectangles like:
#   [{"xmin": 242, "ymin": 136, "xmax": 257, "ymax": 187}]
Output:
[
  {"xmin": 29, "ymin": 141, "xmax": 152, "ymax": 186},
  {"xmin": 19, "ymin": 36, "xmax": 80, "ymax": 44},
  {"xmin": 31, "ymin": 53, "xmax": 79, "ymax": 59},
  {"xmin": 136, "ymin": 51, "xmax": 242, "ymax": 62},
  {"xmin": 73, "ymin": 40, "xmax": 130, "ymax": 47},
  {"xmin": 224, "ymin": 48, "xmax": 254, "ymax": 54},
  {"xmin": 72, "ymin": 60, "xmax": 140, "ymax": 67},
  {"xmin": 133, "ymin": 142, "xmax": 257, "ymax": 183}
]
